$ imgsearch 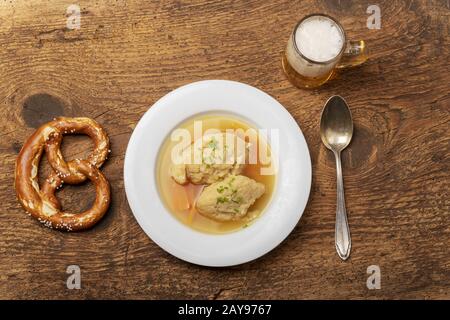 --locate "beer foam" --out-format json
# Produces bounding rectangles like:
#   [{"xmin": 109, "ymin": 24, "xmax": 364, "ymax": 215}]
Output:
[{"xmin": 295, "ymin": 16, "xmax": 344, "ymax": 62}]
